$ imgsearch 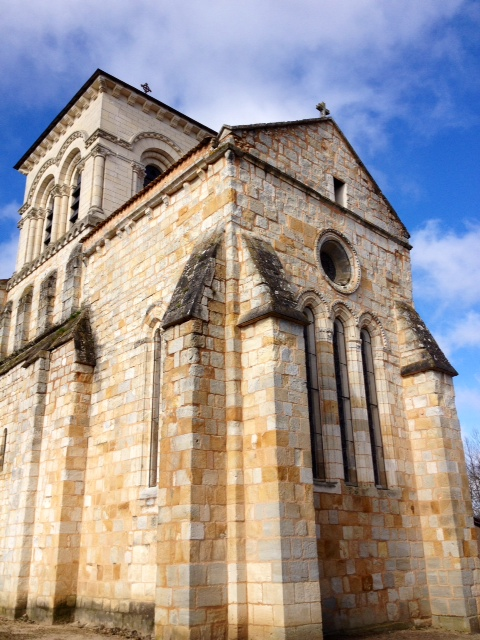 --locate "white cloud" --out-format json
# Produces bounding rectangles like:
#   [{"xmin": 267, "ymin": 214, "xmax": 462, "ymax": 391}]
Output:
[
  {"xmin": 0, "ymin": 0, "xmax": 474, "ymax": 148},
  {"xmin": 0, "ymin": 202, "xmax": 20, "ymax": 223},
  {"xmin": 435, "ymin": 312, "xmax": 480, "ymax": 356},
  {"xmin": 411, "ymin": 220, "xmax": 480, "ymax": 307}
]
